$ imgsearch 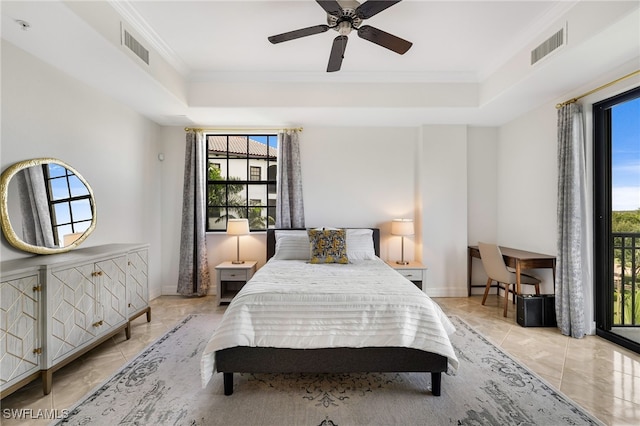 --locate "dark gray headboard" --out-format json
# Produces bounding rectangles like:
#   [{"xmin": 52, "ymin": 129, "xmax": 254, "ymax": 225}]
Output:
[{"xmin": 266, "ymin": 228, "xmax": 380, "ymax": 260}]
